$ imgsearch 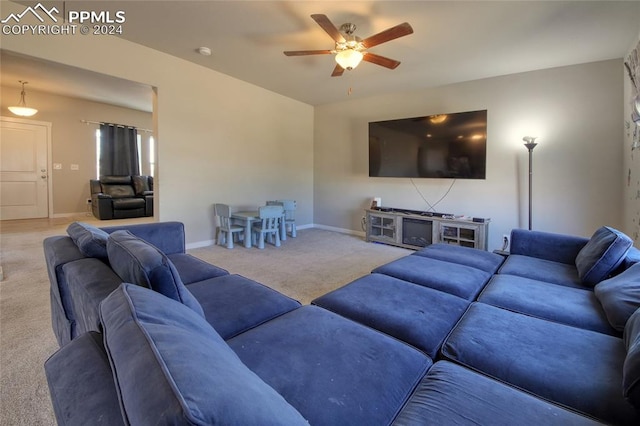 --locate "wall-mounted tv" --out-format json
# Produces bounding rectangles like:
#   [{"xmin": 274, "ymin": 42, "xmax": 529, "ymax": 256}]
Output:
[{"xmin": 369, "ymin": 109, "xmax": 487, "ymax": 179}]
